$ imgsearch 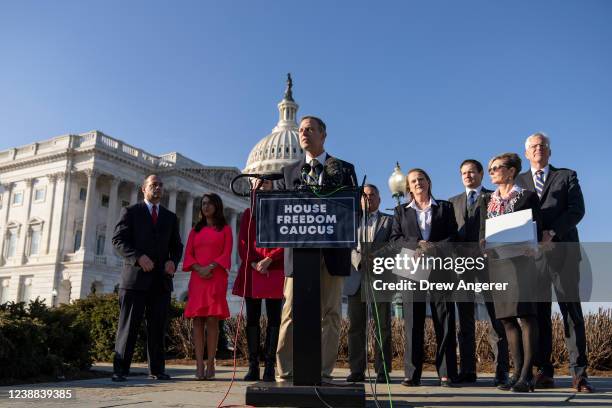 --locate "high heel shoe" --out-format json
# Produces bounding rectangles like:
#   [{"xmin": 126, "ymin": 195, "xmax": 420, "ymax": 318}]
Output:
[
  {"xmin": 511, "ymin": 378, "xmax": 535, "ymax": 393},
  {"xmin": 497, "ymin": 375, "xmax": 518, "ymax": 391},
  {"xmin": 205, "ymin": 362, "xmax": 216, "ymax": 380}
]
